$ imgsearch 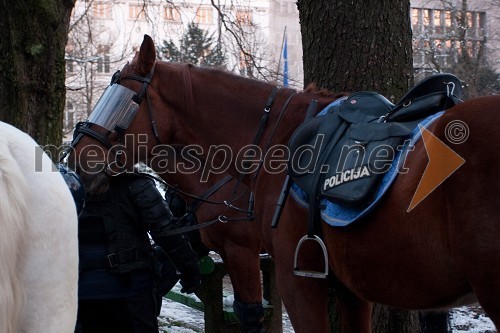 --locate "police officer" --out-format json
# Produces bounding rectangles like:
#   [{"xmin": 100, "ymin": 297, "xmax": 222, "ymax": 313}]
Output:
[{"xmin": 75, "ymin": 172, "xmax": 201, "ymax": 333}]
